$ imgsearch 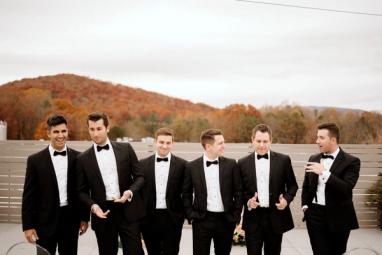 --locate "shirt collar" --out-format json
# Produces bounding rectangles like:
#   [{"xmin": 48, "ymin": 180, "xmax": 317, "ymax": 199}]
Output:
[
  {"xmin": 49, "ymin": 144, "xmax": 67, "ymax": 156},
  {"xmin": 325, "ymin": 147, "xmax": 340, "ymax": 159},
  {"xmin": 254, "ymin": 151, "xmax": 270, "ymax": 160},
  {"xmin": 93, "ymin": 138, "xmax": 111, "ymax": 152},
  {"xmin": 203, "ymin": 153, "xmax": 219, "ymax": 164},
  {"xmin": 155, "ymin": 152, "xmax": 172, "ymax": 162}
]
